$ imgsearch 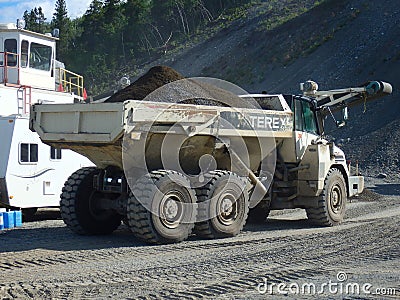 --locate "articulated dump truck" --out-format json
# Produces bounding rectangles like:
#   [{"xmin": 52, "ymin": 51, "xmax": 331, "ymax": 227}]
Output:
[{"xmin": 29, "ymin": 79, "xmax": 392, "ymax": 244}]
